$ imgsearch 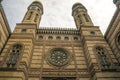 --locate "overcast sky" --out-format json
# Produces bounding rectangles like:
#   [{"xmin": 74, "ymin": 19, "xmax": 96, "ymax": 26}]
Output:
[{"xmin": 2, "ymin": 0, "xmax": 116, "ymax": 34}]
